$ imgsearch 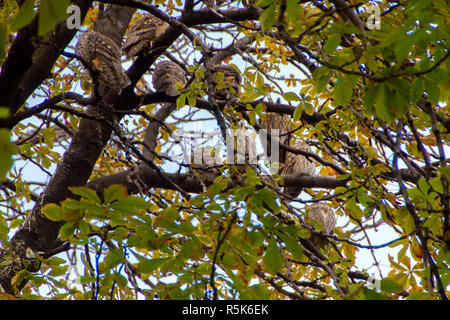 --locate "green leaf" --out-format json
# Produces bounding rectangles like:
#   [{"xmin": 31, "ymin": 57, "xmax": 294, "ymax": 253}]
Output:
[
  {"xmin": 282, "ymin": 92, "xmax": 301, "ymax": 102},
  {"xmin": 110, "ymin": 197, "xmax": 148, "ymax": 216},
  {"xmin": 323, "ymin": 34, "xmax": 341, "ymax": 55},
  {"xmin": 42, "ymin": 203, "xmax": 64, "ymax": 222},
  {"xmin": 293, "ymin": 104, "xmax": 303, "ymax": 121},
  {"xmin": 104, "ymin": 249, "xmax": 124, "ymax": 269},
  {"xmin": 187, "ymin": 91, "xmax": 196, "ymax": 107},
  {"xmin": 263, "ymin": 237, "xmax": 283, "ymax": 274},
  {"xmin": 334, "ymin": 74, "xmax": 358, "ymax": 106},
  {"xmin": 38, "ymin": 0, "xmax": 70, "ymax": 37},
  {"xmin": 59, "ymin": 222, "xmax": 76, "ymax": 241},
  {"xmin": 256, "ymin": 0, "xmax": 276, "ymax": 9},
  {"xmin": 69, "ymin": 186, "xmax": 101, "ymax": 203},
  {"xmin": 179, "ymin": 238, "xmax": 203, "ymax": 260},
  {"xmin": 363, "ymin": 288, "xmax": 387, "ymax": 300},
  {"xmin": 418, "ymin": 177, "xmax": 430, "ymax": 194},
  {"xmin": 278, "ymin": 231, "xmax": 303, "ymax": 261},
  {"xmin": 0, "ymin": 26, "xmax": 6, "ymax": 63},
  {"xmin": 380, "ymin": 278, "xmax": 404, "ymax": 294},
  {"xmin": 374, "ymin": 83, "xmax": 395, "ymax": 122},
  {"xmin": 411, "ymin": 77, "xmax": 424, "ymax": 104},
  {"xmin": 394, "ymin": 34, "xmax": 414, "ymax": 63},
  {"xmin": 207, "ymin": 180, "xmax": 227, "ymax": 195},
  {"xmin": 104, "ymin": 184, "xmax": 127, "ymax": 204},
  {"xmin": 286, "ymin": 0, "xmax": 301, "ymax": 21},
  {"xmin": 255, "ymin": 188, "xmax": 279, "ymax": 213},
  {"xmin": 0, "ymin": 129, "xmax": 16, "ymax": 180},
  {"xmin": 10, "ymin": 0, "xmax": 36, "ymax": 31},
  {"xmin": 259, "ymin": 1, "xmax": 277, "ymax": 30},
  {"xmin": 176, "ymin": 94, "xmax": 186, "ymax": 108}
]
